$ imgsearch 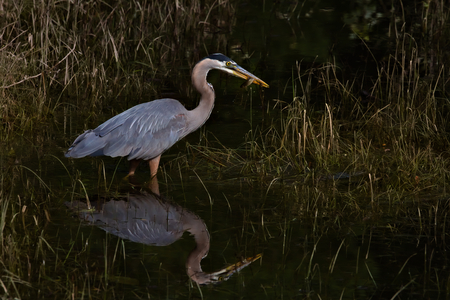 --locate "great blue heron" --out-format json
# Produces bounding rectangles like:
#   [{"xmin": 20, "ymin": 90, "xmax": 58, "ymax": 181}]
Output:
[{"xmin": 65, "ymin": 53, "xmax": 269, "ymax": 177}]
